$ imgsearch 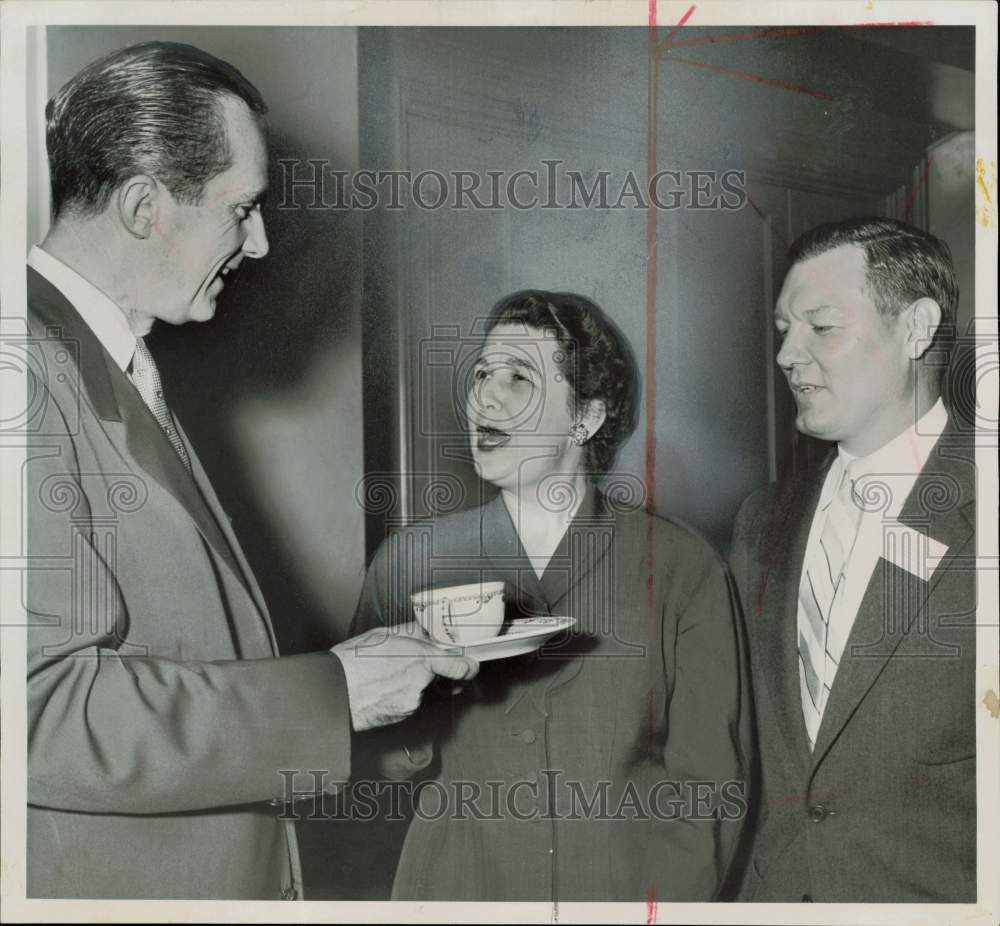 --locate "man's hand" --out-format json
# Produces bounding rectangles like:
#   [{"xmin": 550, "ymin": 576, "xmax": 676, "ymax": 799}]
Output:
[
  {"xmin": 373, "ymin": 740, "xmax": 435, "ymax": 781},
  {"xmin": 331, "ymin": 622, "xmax": 478, "ymax": 732}
]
